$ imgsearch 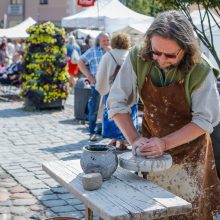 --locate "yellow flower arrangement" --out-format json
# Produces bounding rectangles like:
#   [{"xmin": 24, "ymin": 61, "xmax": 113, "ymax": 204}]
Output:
[{"xmin": 20, "ymin": 21, "xmax": 69, "ymax": 105}]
